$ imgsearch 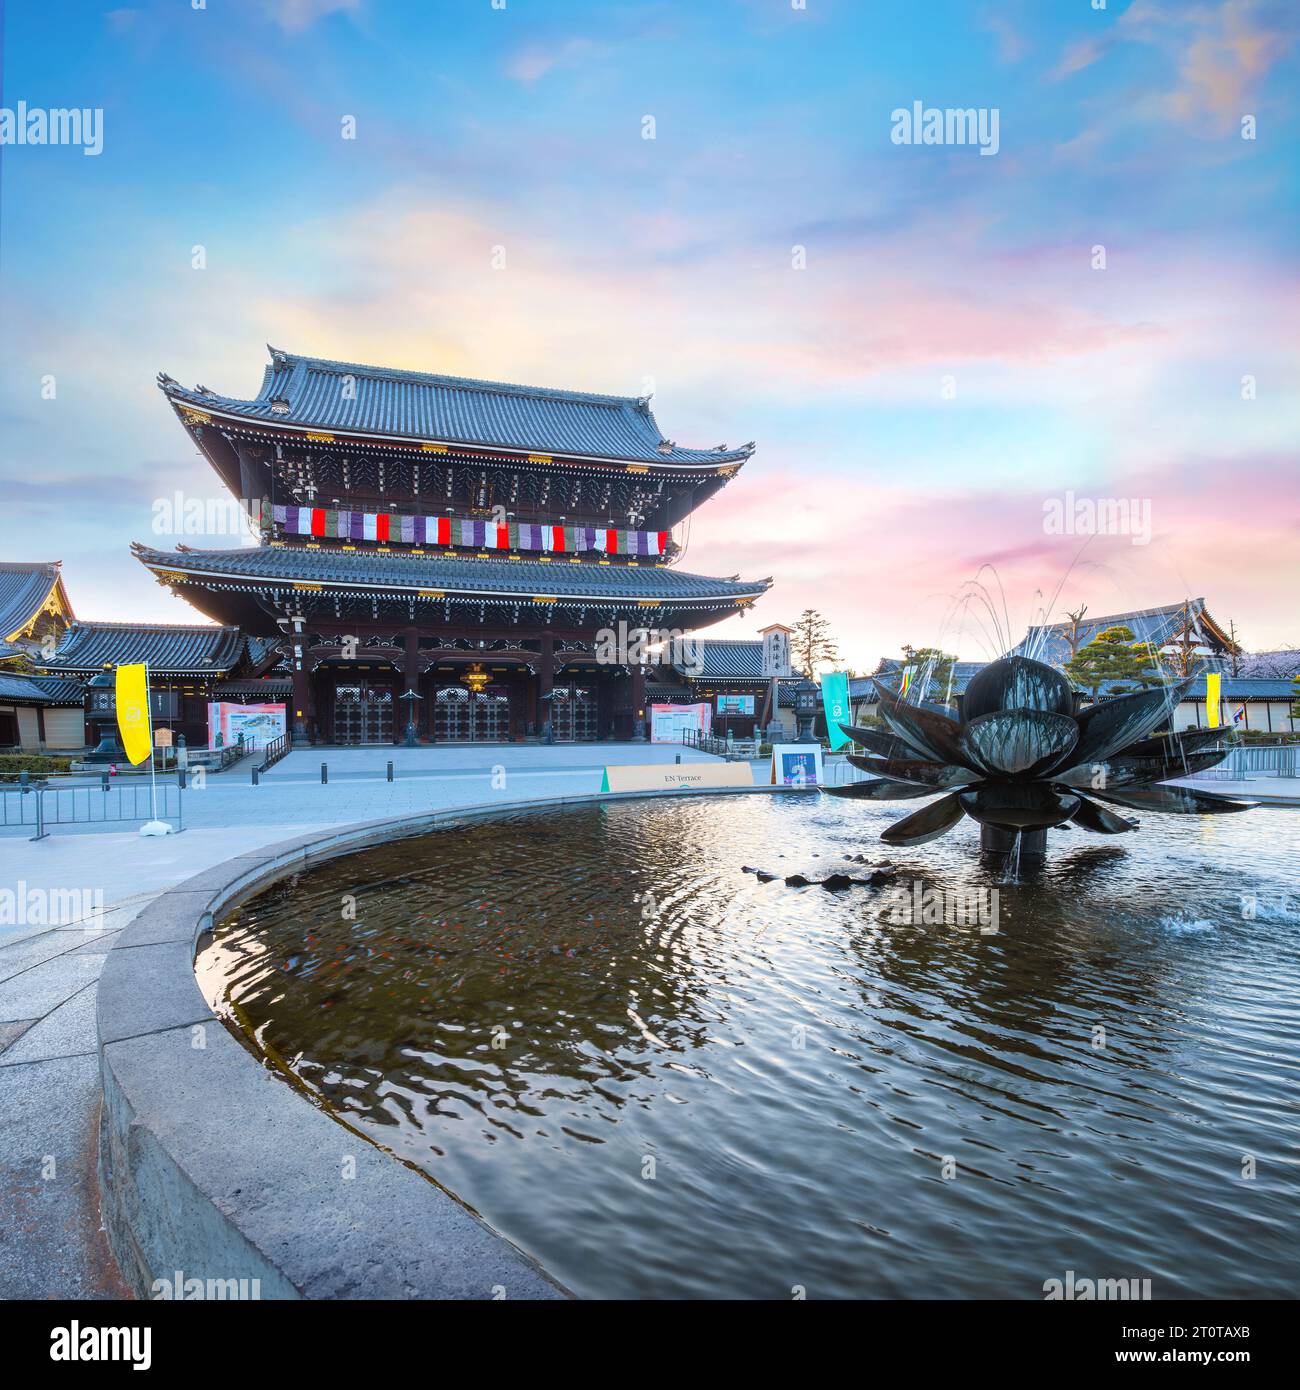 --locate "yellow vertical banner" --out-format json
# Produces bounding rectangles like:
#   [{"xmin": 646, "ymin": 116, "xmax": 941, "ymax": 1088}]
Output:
[
  {"xmin": 116, "ymin": 663, "xmax": 153, "ymax": 765},
  {"xmin": 1205, "ymin": 670, "xmax": 1221, "ymax": 729}
]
